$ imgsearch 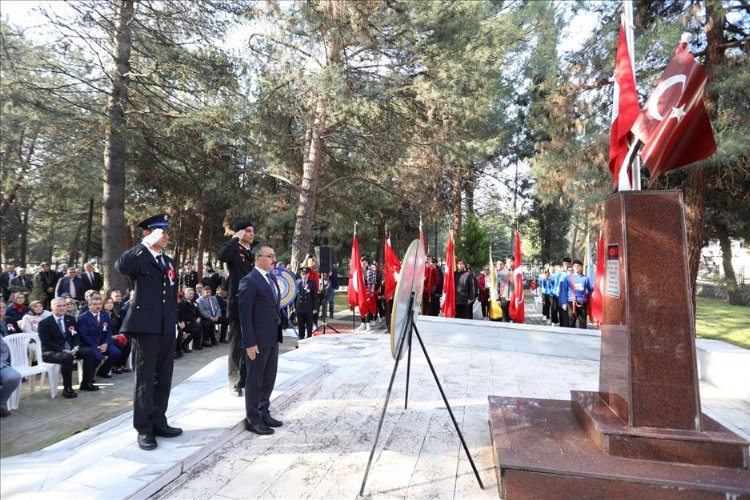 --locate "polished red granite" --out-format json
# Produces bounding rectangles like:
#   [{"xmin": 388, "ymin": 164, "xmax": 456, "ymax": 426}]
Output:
[
  {"xmin": 489, "ymin": 396, "xmax": 750, "ymax": 499},
  {"xmin": 600, "ymin": 191, "xmax": 701, "ymax": 430}
]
